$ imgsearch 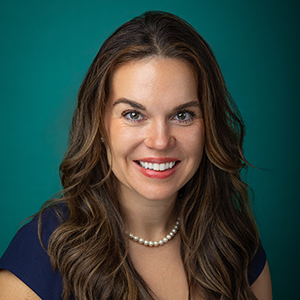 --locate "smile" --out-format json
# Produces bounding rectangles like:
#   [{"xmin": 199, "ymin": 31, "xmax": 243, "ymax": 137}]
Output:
[{"xmin": 138, "ymin": 161, "xmax": 176, "ymax": 171}]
